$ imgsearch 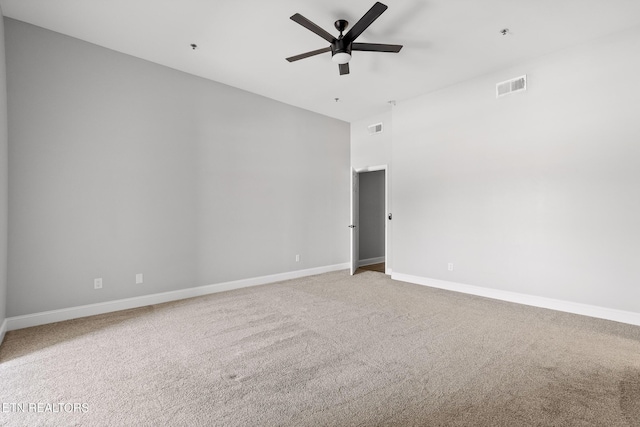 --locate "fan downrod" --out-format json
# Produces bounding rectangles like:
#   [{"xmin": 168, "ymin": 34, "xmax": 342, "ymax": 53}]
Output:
[{"xmin": 334, "ymin": 19, "xmax": 349, "ymax": 36}]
